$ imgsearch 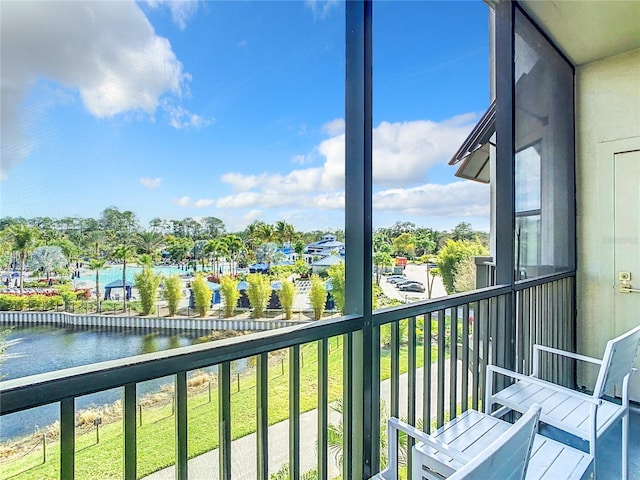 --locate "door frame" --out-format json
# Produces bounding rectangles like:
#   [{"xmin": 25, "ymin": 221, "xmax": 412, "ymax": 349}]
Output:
[
  {"xmin": 597, "ymin": 136, "xmax": 640, "ymax": 399},
  {"xmin": 597, "ymin": 136, "xmax": 640, "ymax": 301}
]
